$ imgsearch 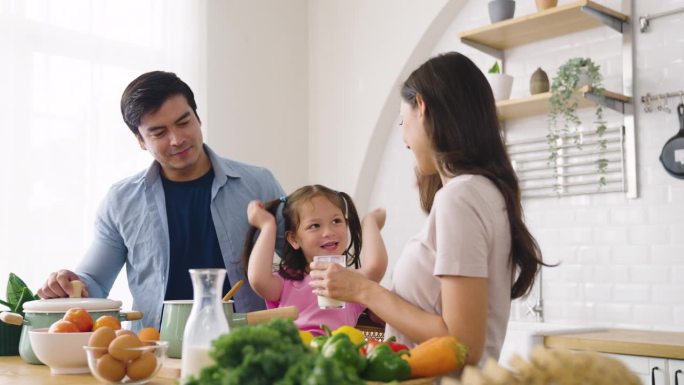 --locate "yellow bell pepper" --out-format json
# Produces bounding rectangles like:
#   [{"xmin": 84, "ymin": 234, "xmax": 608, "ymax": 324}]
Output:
[
  {"xmin": 331, "ymin": 325, "xmax": 365, "ymax": 346},
  {"xmin": 298, "ymin": 329, "xmax": 314, "ymax": 346}
]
